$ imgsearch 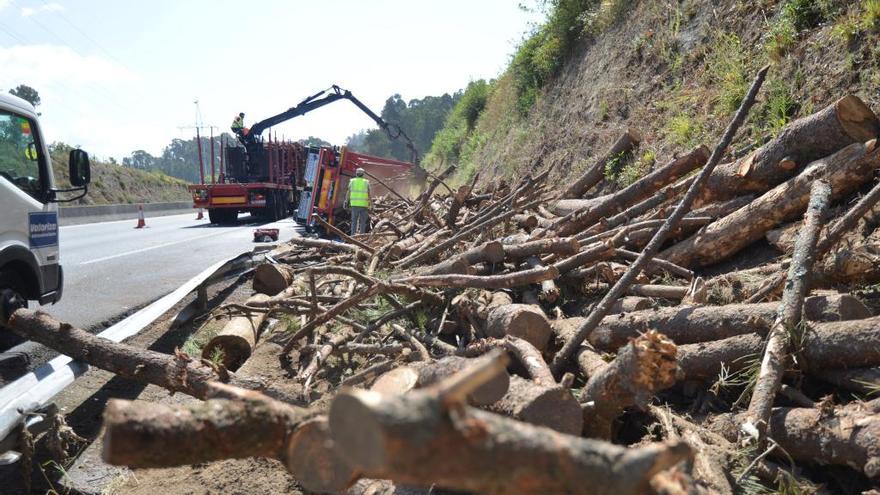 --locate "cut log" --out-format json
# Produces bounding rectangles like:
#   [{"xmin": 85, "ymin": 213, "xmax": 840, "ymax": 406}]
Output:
[
  {"xmin": 372, "ymin": 357, "xmax": 511, "ymax": 407},
  {"xmin": 663, "ymin": 140, "xmax": 880, "ymax": 268},
  {"xmin": 487, "ymin": 375, "xmax": 582, "ymax": 435},
  {"xmin": 202, "ymin": 293, "xmax": 271, "ymax": 370},
  {"xmin": 745, "ymin": 180, "xmax": 830, "ymax": 447},
  {"xmin": 502, "ymin": 237, "xmax": 579, "ymax": 261},
  {"xmin": 289, "ymin": 236, "xmax": 368, "ymax": 259},
  {"xmin": 820, "ymin": 367, "xmax": 880, "ymax": 394},
  {"xmin": 286, "ymin": 417, "xmax": 361, "ymax": 493},
  {"xmin": 697, "ymin": 95, "xmax": 879, "ymax": 205},
  {"xmin": 552, "ymin": 145, "xmax": 709, "ymax": 235},
  {"xmin": 389, "ymin": 234, "xmax": 425, "ymax": 259},
  {"xmin": 446, "ymin": 184, "xmax": 471, "ymax": 229},
  {"xmin": 253, "ymin": 264, "xmax": 296, "ymax": 296},
  {"xmin": 7, "ymin": 309, "xmax": 297, "ymax": 402},
  {"xmin": 677, "ymin": 316, "xmax": 880, "ymax": 381},
  {"xmin": 485, "ymin": 304, "xmax": 552, "ymax": 352},
  {"xmin": 581, "ymin": 331, "xmax": 678, "ymax": 439},
  {"xmin": 524, "ymin": 256, "xmax": 559, "ymax": 303},
  {"xmin": 561, "ymin": 128, "xmax": 642, "ymax": 199},
  {"xmin": 610, "ymin": 296, "xmax": 653, "ymax": 313},
  {"xmin": 329, "ymin": 388, "xmax": 691, "ymax": 495},
  {"xmin": 626, "ymin": 284, "xmax": 689, "ymax": 299},
  {"xmin": 393, "ymin": 264, "xmax": 559, "ymax": 290},
  {"xmin": 589, "ymin": 294, "xmax": 869, "ymax": 352}
]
